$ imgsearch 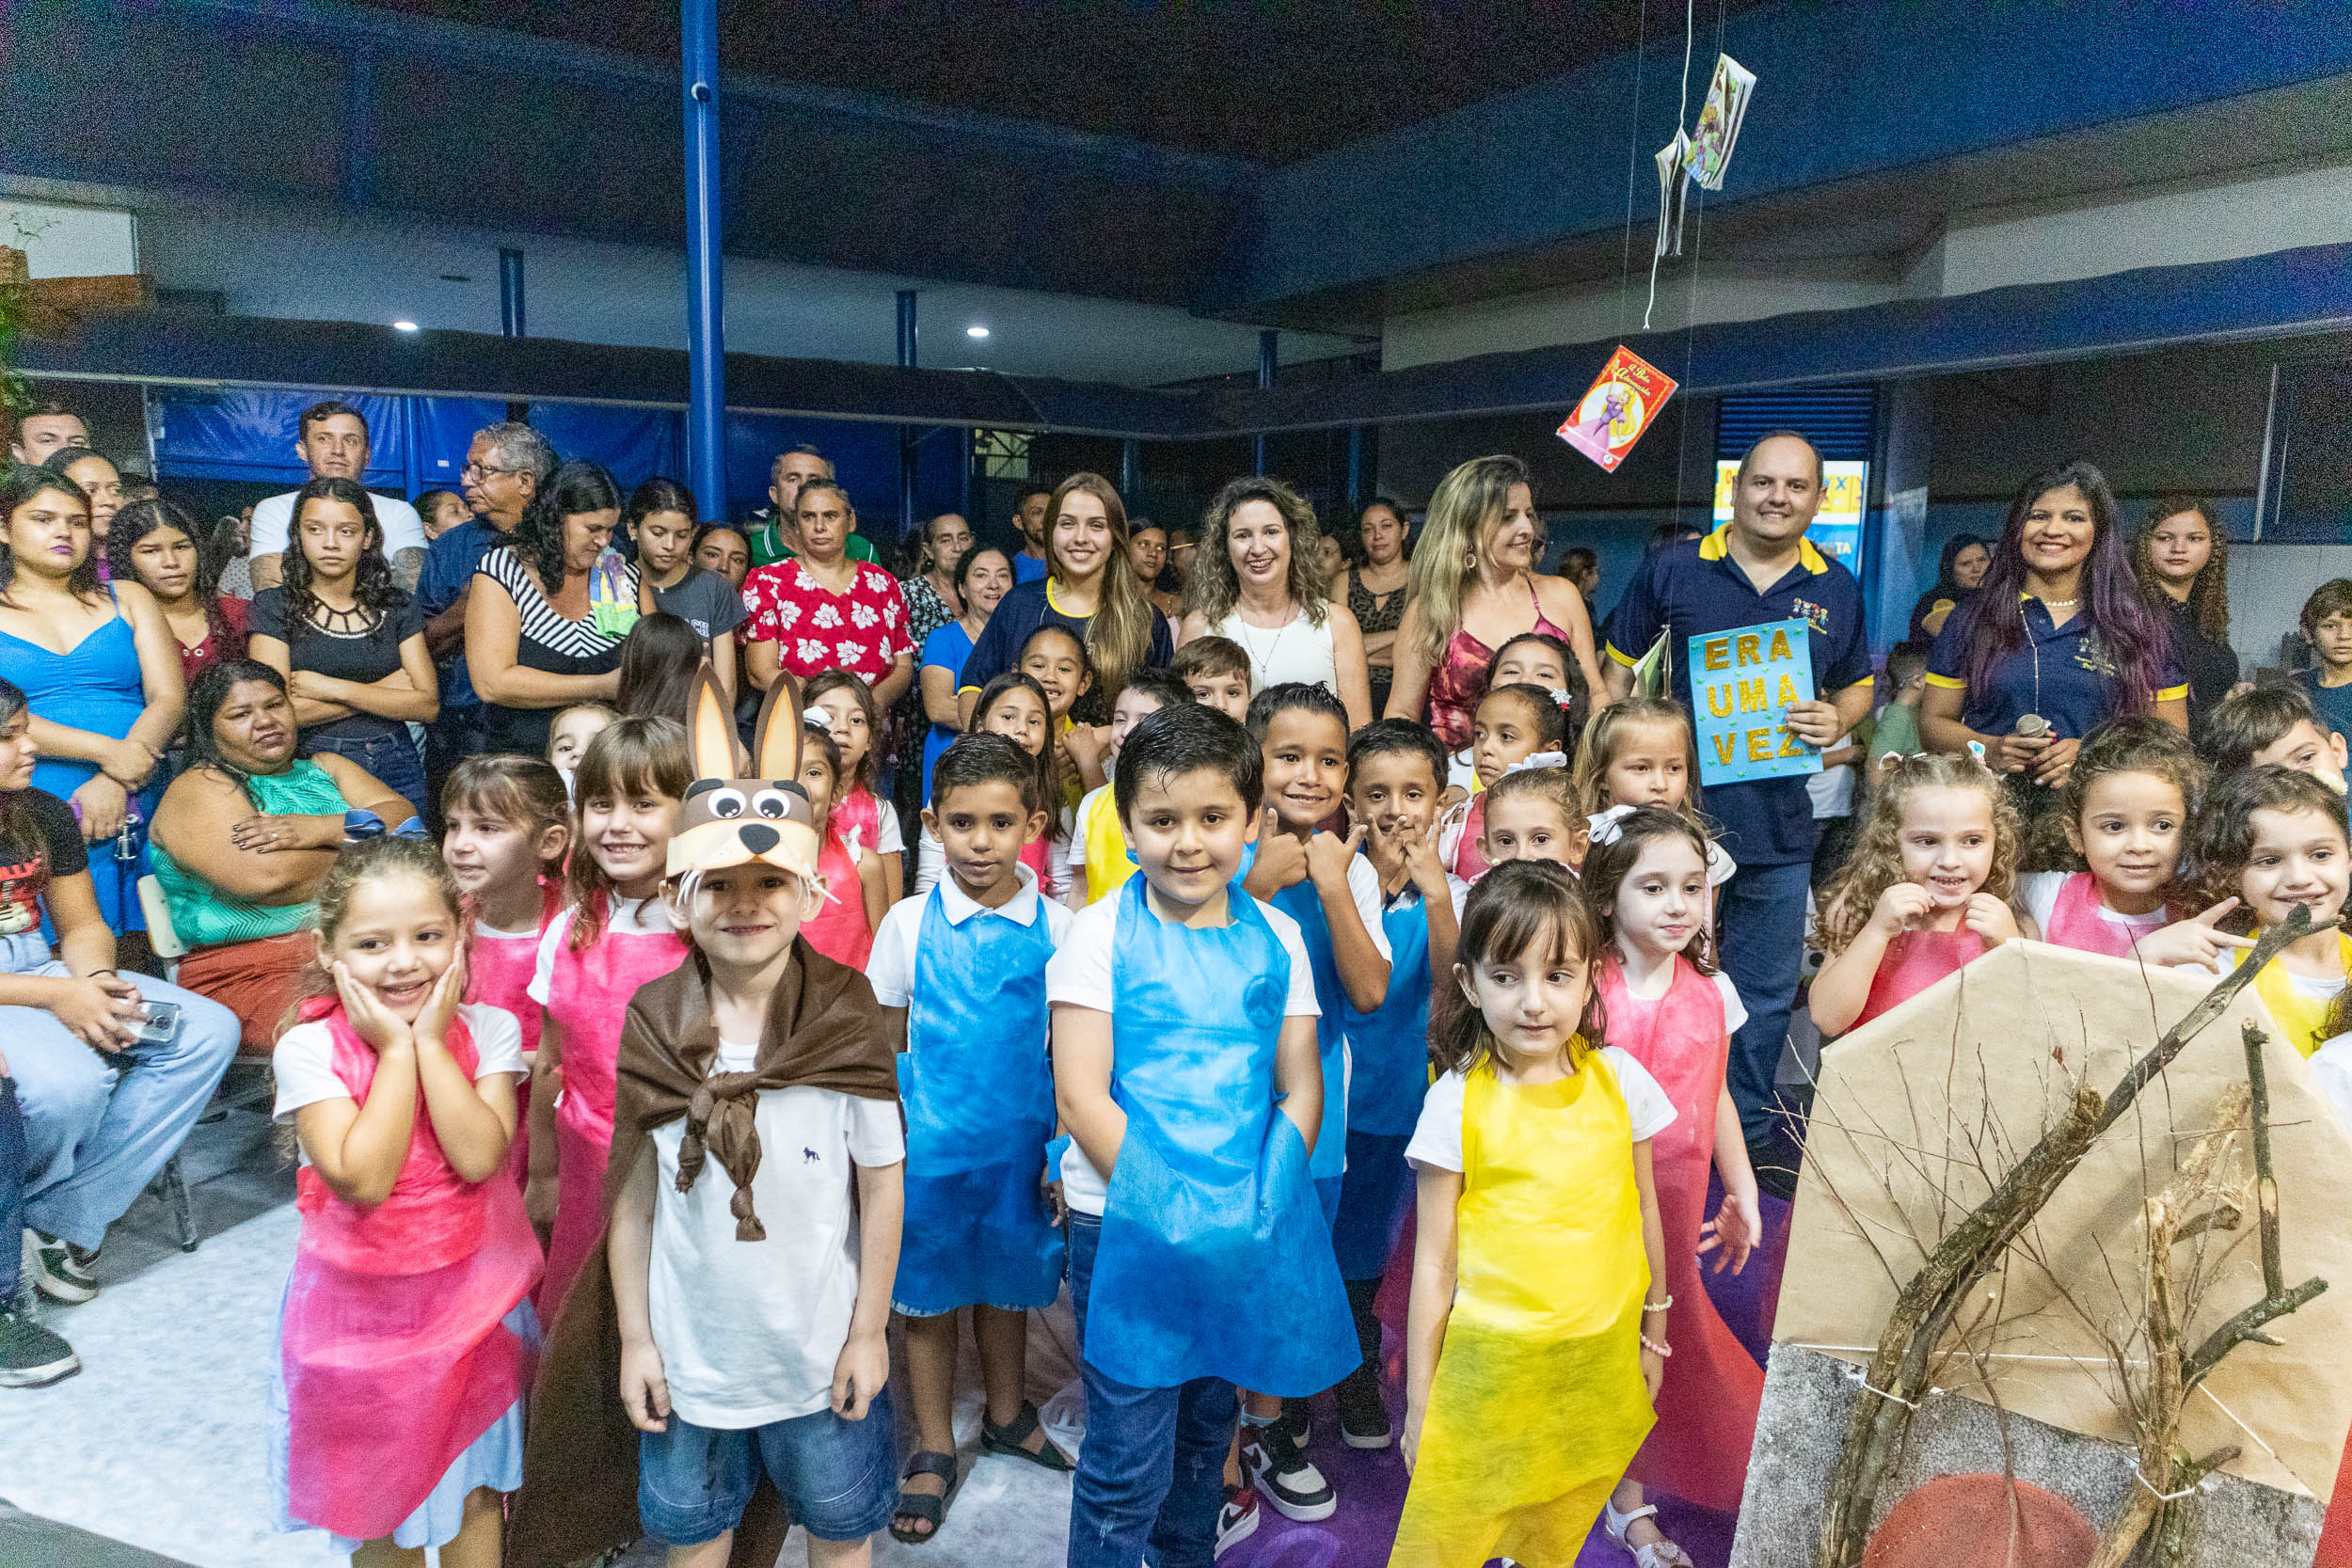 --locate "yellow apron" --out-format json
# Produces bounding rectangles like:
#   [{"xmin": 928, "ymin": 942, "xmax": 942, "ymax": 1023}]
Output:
[
  {"xmin": 1391, "ymin": 1047, "xmax": 1656, "ymax": 1568},
  {"xmin": 2241, "ymin": 933, "xmax": 2352, "ymax": 1056},
  {"xmin": 1079, "ymin": 785, "xmax": 1137, "ymax": 906}
]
